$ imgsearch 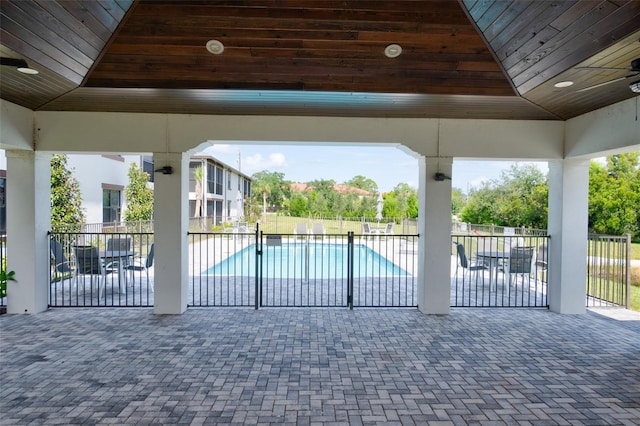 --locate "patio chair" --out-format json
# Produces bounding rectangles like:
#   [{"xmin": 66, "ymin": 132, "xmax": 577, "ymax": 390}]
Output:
[
  {"xmin": 361, "ymin": 222, "xmax": 378, "ymax": 239},
  {"xmin": 124, "ymin": 243, "xmax": 154, "ymax": 290},
  {"xmin": 506, "ymin": 246, "xmax": 535, "ymax": 285},
  {"xmin": 73, "ymin": 245, "xmax": 109, "ymax": 300},
  {"xmin": 50, "ymin": 240, "xmax": 75, "ymax": 290},
  {"xmin": 107, "ymin": 237, "xmax": 132, "ymax": 251},
  {"xmin": 105, "ymin": 237, "xmax": 133, "ymax": 271},
  {"xmin": 294, "ymin": 222, "xmax": 309, "ymax": 237},
  {"xmin": 311, "ymin": 222, "xmax": 326, "ymax": 237},
  {"xmin": 380, "ymin": 222, "xmax": 394, "ymax": 239},
  {"xmin": 454, "ymin": 242, "xmax": 487, "ymax": 282}
]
